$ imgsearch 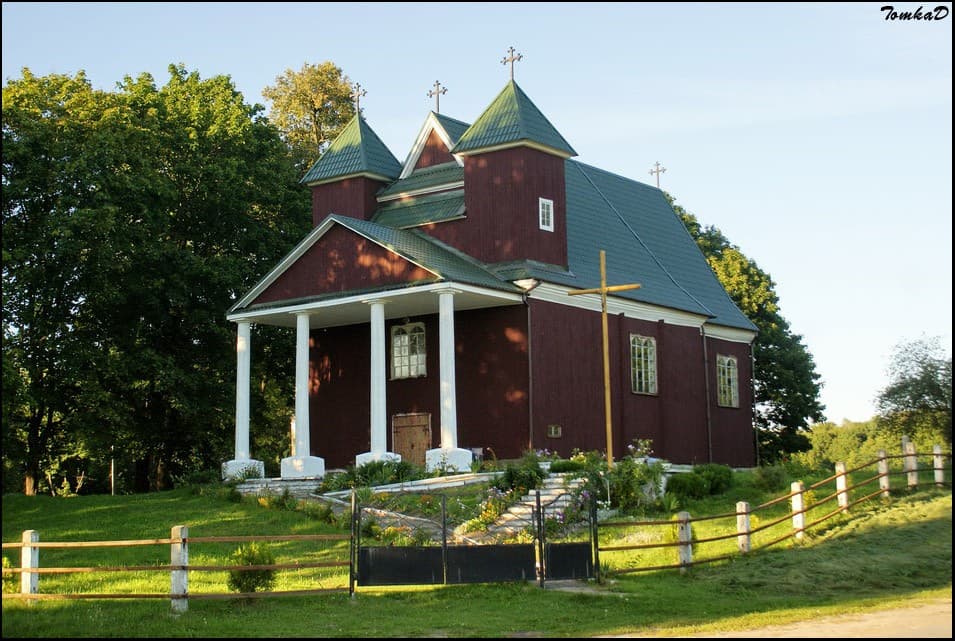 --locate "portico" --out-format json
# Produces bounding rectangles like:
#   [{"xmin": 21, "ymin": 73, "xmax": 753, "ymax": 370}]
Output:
[{"xmin": 224, "ymin": 280, "xmax": 523, "ymax": 480}]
